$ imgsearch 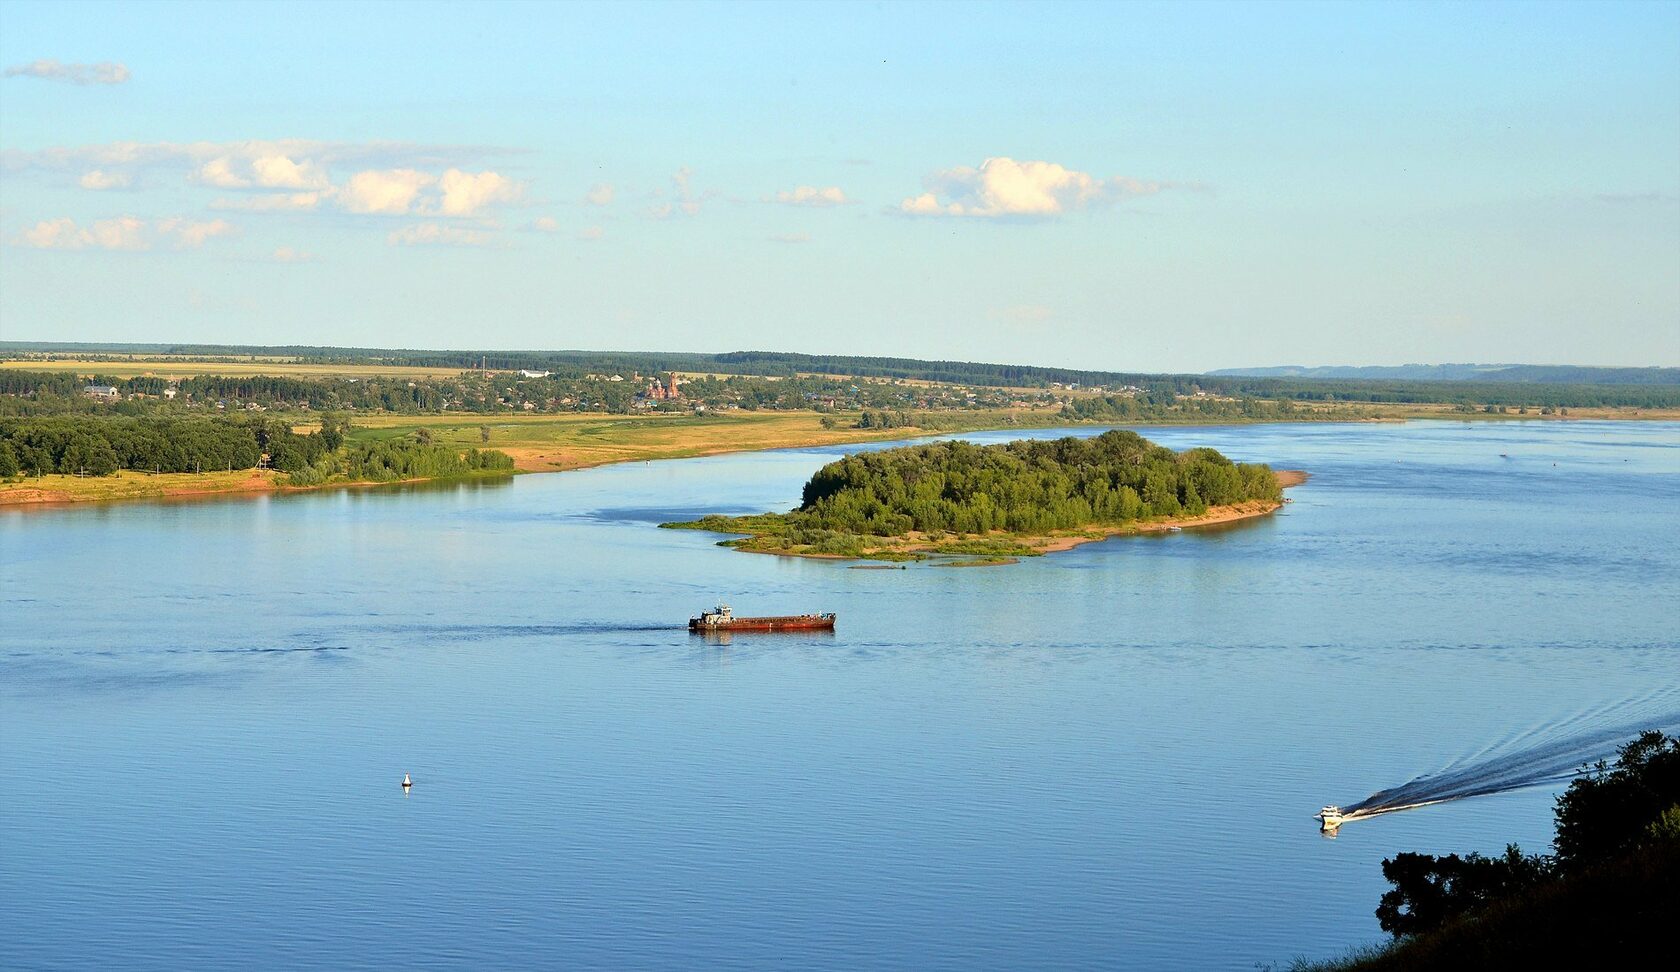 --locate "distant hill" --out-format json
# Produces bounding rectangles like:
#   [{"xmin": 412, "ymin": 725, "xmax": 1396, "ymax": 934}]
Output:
[{"xmin": 1207, "ymin": 364, "xmax": 1680, "ymax": 385}]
